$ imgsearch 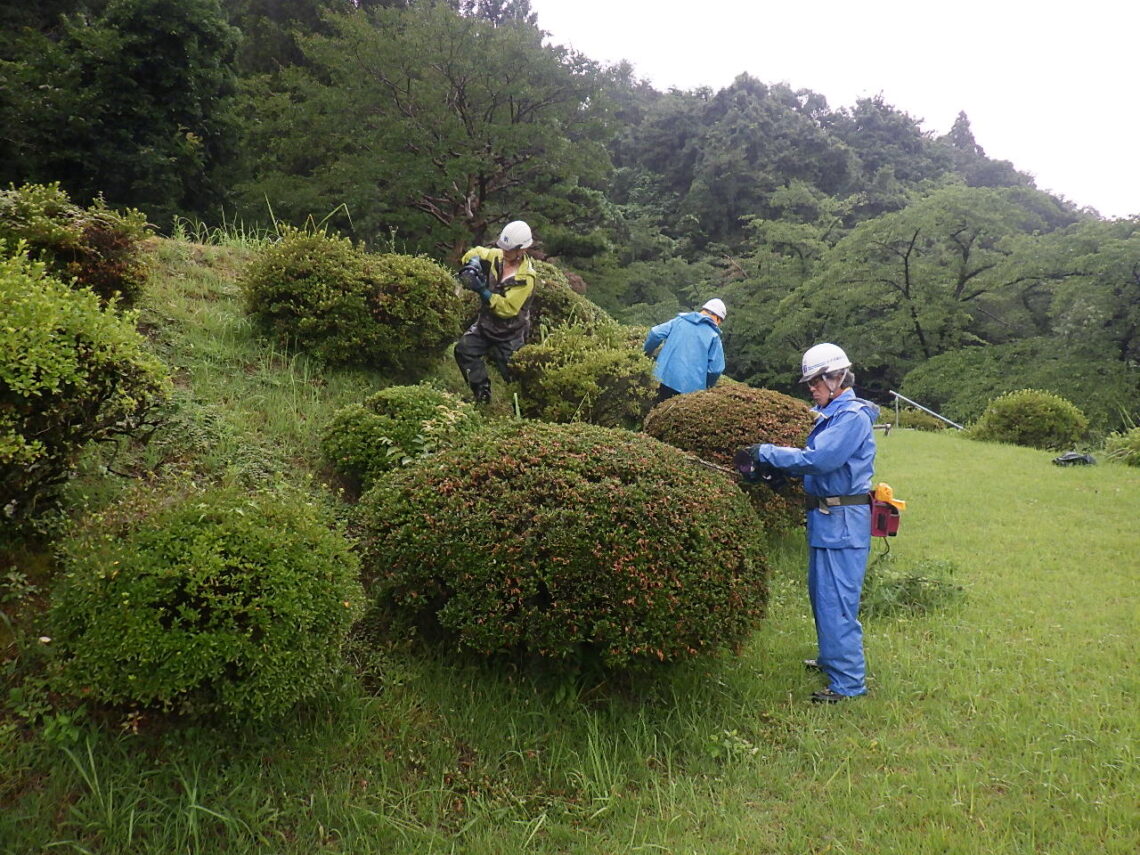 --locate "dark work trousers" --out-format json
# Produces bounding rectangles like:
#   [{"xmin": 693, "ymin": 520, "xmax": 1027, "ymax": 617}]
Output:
[
  {"xmin": 454, "ymin": 330, "xmax": 522, "ymax": 390},
  {"xmin": 654, "ymin": 383, "xmax": 680, "ymax": 405}
]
